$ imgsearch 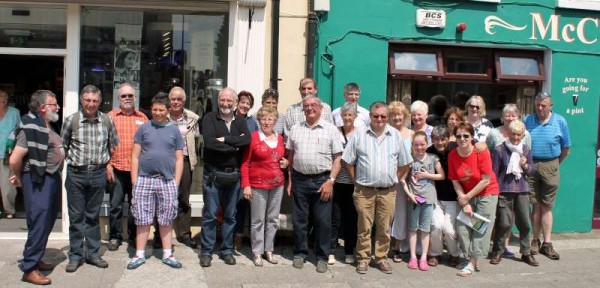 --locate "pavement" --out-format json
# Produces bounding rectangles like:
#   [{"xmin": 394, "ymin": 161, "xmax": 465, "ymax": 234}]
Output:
[{"xmin": 2, "ymin": 231, "xmax": 600, "ymax": 288}]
